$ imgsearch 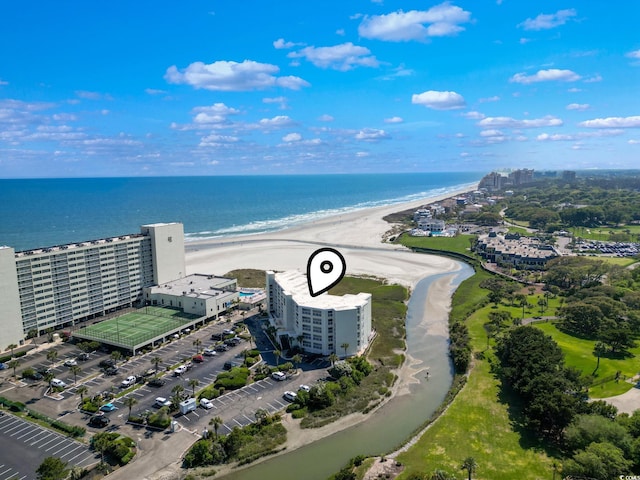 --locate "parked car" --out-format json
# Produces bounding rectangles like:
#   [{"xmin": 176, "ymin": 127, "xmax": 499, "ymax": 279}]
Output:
[
  {"xmin": 214, "ymin": 344, "xmax": 229, "ymax": 352},
  {"xmin": 283, "ymin": 391, "xmax": 297, "ymax": 402},
  {"xmin": 200, "ymin": 398, "xmax": 214, "ymax": 409},
  {"xmin": 211, "ymin": 333, "xmax": 224, "ymax": 341},
  {"xmin": 148, "ymin": 377, "xmax": 166, "ymax": 387},
  {"xmin": 184, "ymin": 361, "xmax": 194, "ymax": 370},
  {"xmin": 104, "ymin": 366, "xmax": 118, "ymax": 376},
  {"xmin": 224, "ymin": 337, "xmax": 241, "ymax": 346},
  {"xmin": 203, "ymin": 348, "xmax": 217, "ymax": 356},
  {"xmin": 271, "ymin": 371, "xmax": 286, "ymax": 381},
  {"xmin": 63, "ymin": 359, "xmax": 77, "ymax": 367},
  {"xmin": 100, "ymin": 403, "xmax": 117, "ymax": 412},
  {"xmin": 36, "ymin": 366, "xmax": 52, "ymax": 376},
  {"xmin": 192, "ymin": 354, "xmax": 204, "ymax": 363},
  {"xmin": 173, "ymin": 365, "xmax": 187, "ymax": 376},
  {"xmin": 51, "ymin": 378, "xmax": 67, "ymax": 388},
  {"xmin": 88, "ymin": 415, "xmax": 110, "ymax": 427},
  {"xmin": 99, "ymin": 359, "xmax": 116, "ymax": 369},
  {"xmin": 0, "ymin": 362, "xmax": 7, "ymax": 370},
  {"xmin": 24, "ymin": 370, "xmax": 44, "ymax": 380},
  {"xmin": 121, "ymin": 375, "xmax": 137, "ymax": 388},
  {"xmin": 223, "ymin": 329, "xmax": 235, "ymax": 336},
  {"xmin": 298, "ymin": 384, "xmax": 311, "ymax": 392},
  {"xmin": 76, "ymin": 353, "xmax": 90, "ymax": 361},
  {"xmin": 154, "ymin": 397, "xmax": 171, "ymax": 408},
  {"xmin": 223, "ymin": 361, "xmax": 235, "ymax": 370}
]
